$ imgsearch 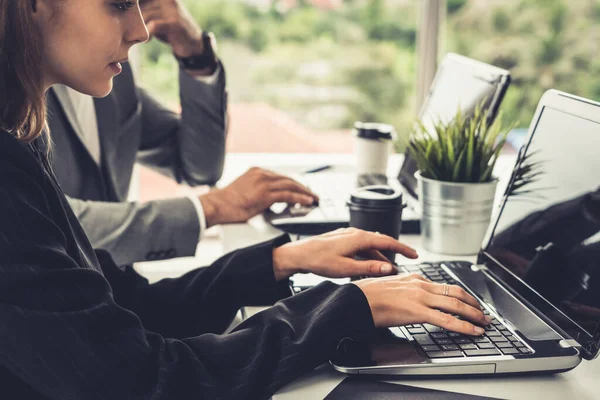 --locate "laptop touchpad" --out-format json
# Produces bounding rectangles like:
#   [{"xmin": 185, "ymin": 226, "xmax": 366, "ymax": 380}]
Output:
[{"xmin": 333, "ymin": 329, "xmax": 427, "ymax": 369}]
